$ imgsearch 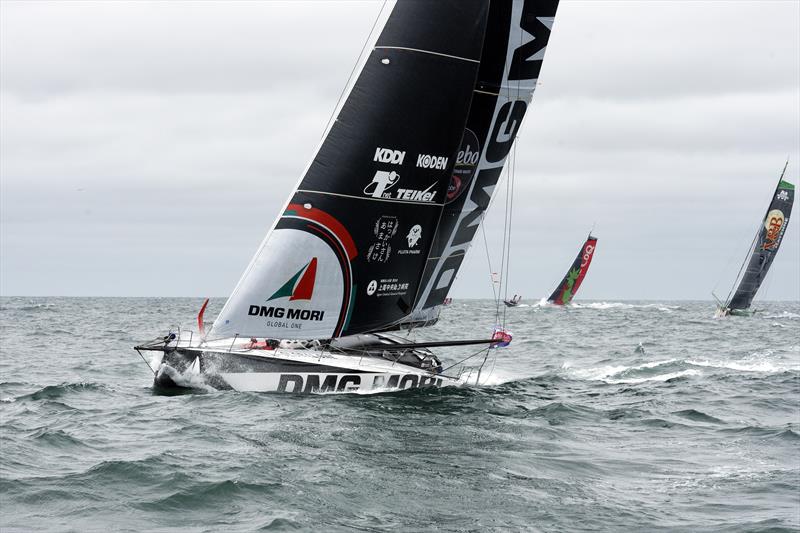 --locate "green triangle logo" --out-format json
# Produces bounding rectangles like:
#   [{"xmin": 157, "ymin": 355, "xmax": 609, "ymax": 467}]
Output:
[{"xmin": 268, "ymin": 265, "xmax": 306, "ymax": 301}]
